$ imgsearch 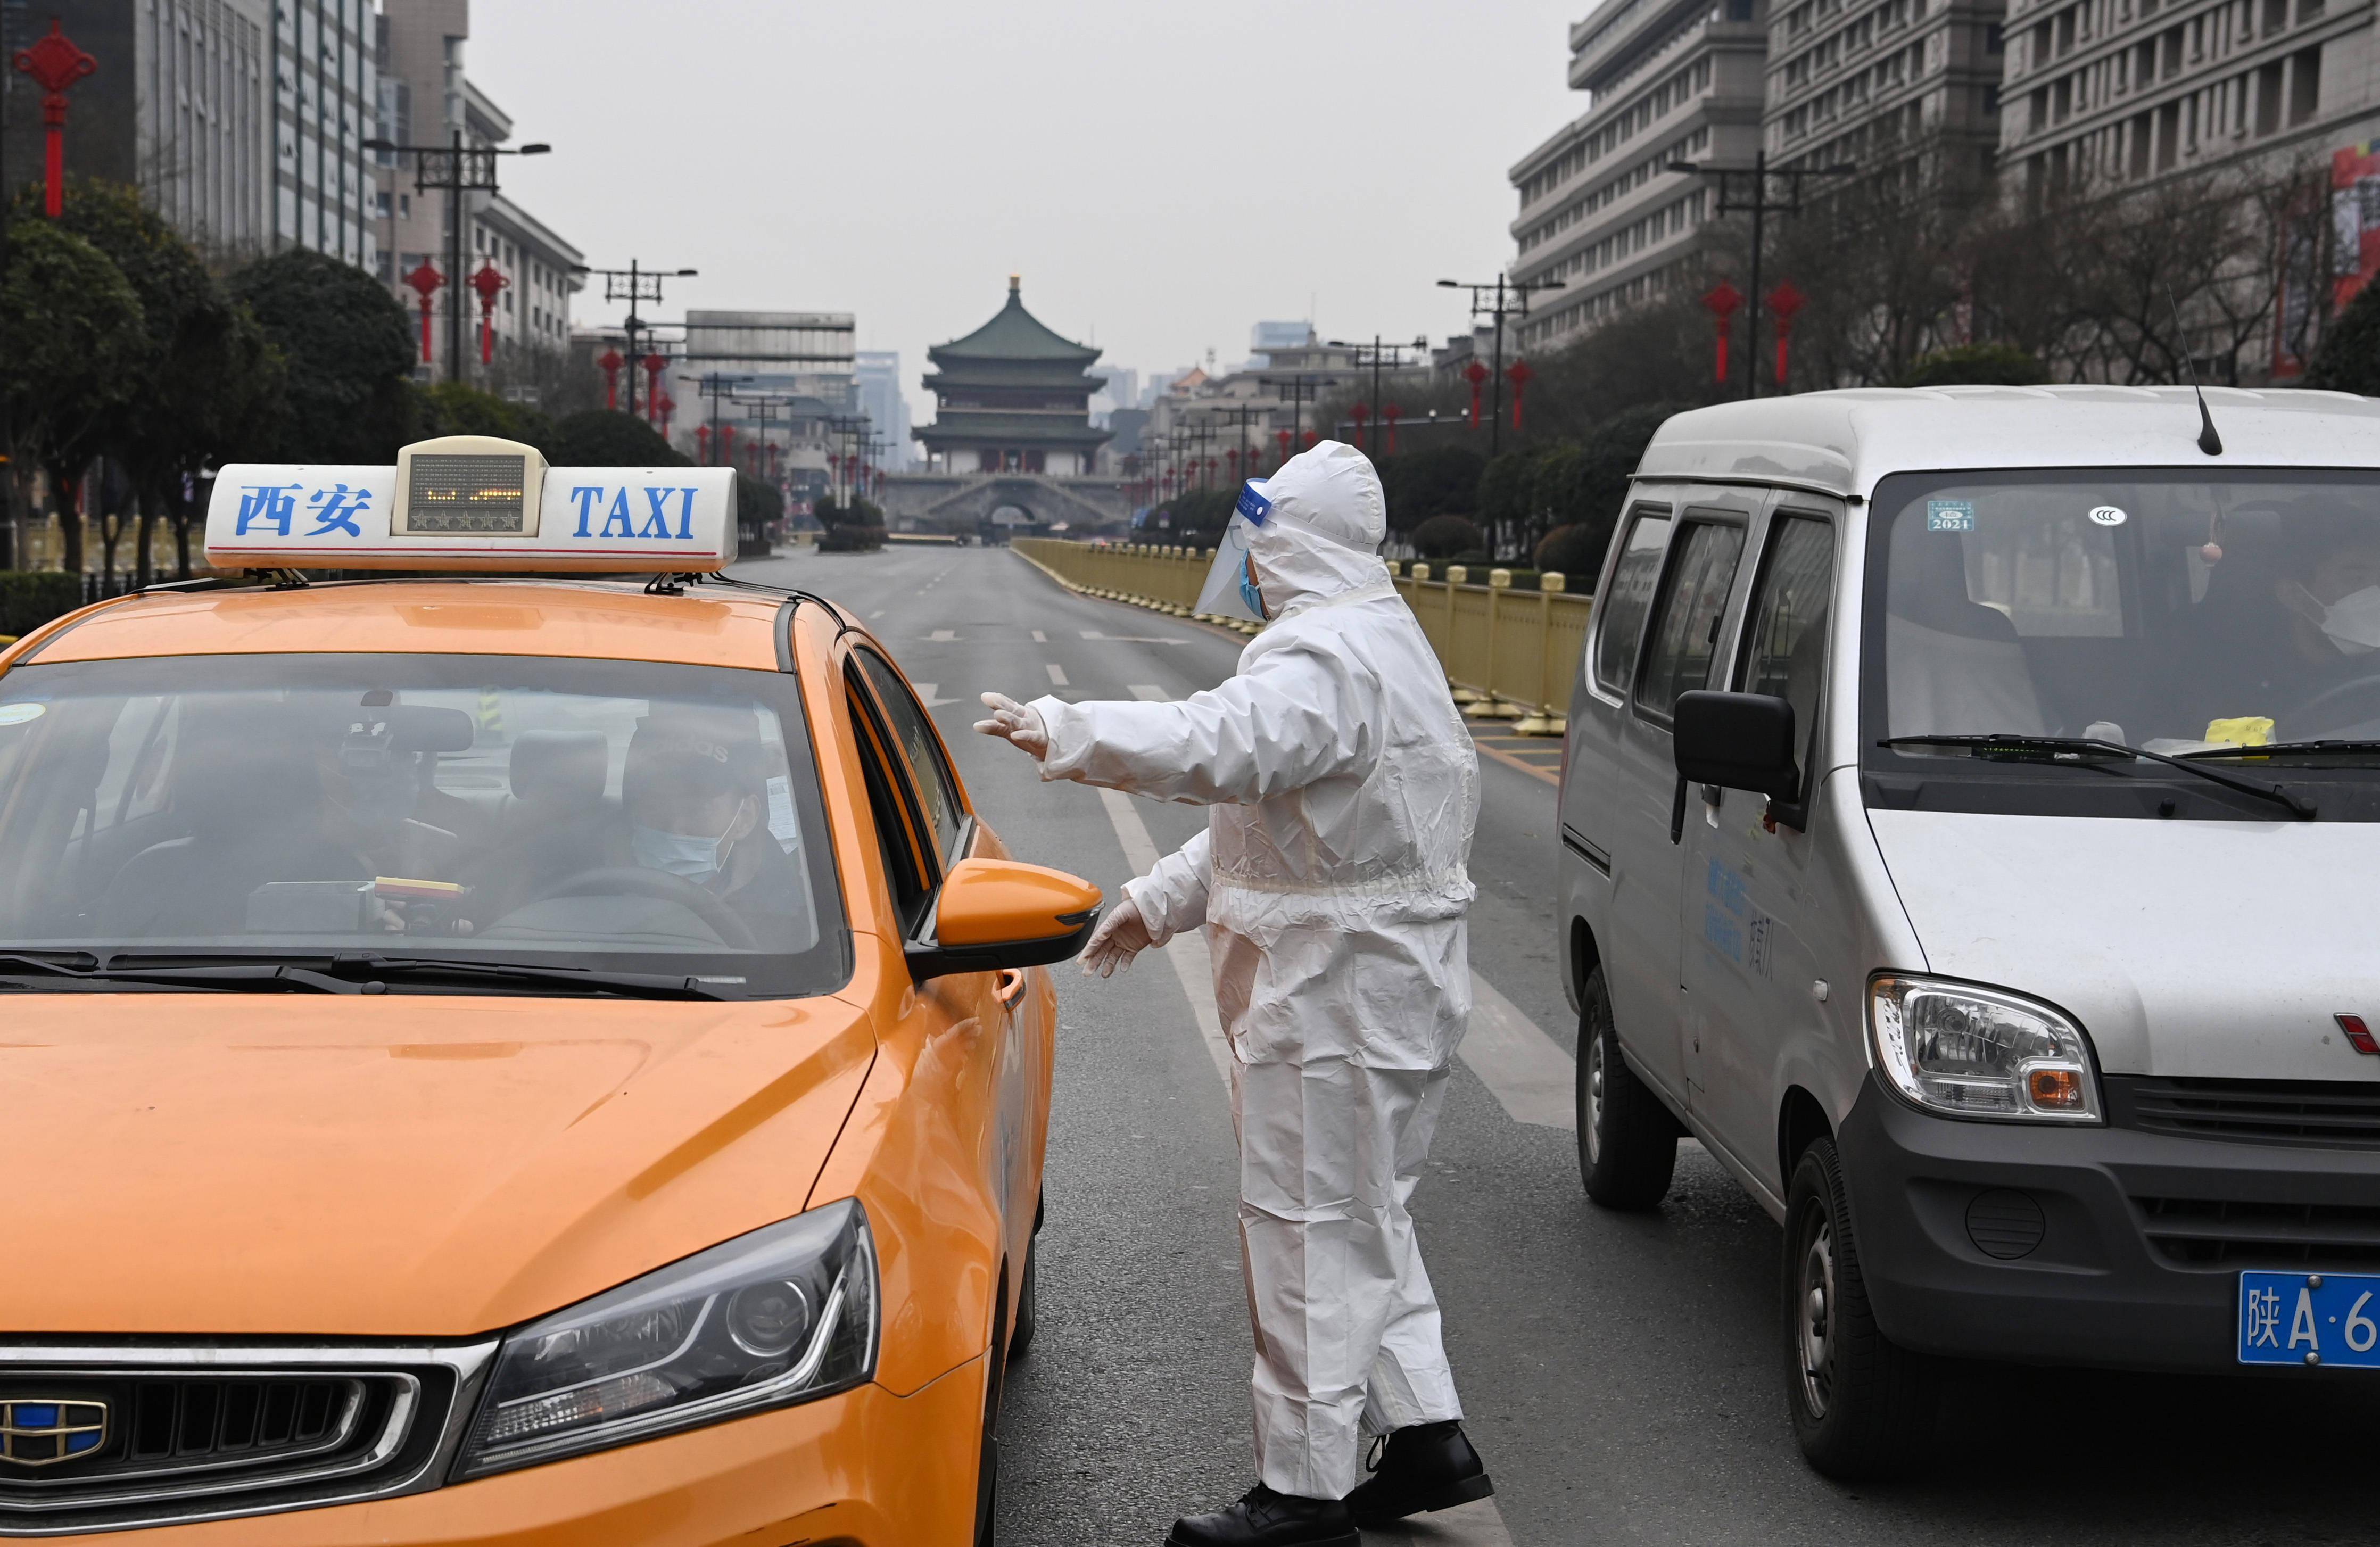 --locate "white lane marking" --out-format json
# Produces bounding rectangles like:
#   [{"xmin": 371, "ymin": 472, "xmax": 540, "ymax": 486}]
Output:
[
  {"xmin": 1364, "ymin": 1499, "xmax": 1514, "ymax": 1547},
  {"xmin": 1462, "ymin": 975, "xmax": 1576, "ymax": 1130},
  {"xmin": 1079, "ymin": 631, "xmax": 1190, "ymax": 644},
  {"xmin": 929, "ymin": 628, "xmax": 957, "ymax": 642},
  {"xmin": 1046, "ymin": 662, "xmax": 1070, "ymax": 687},
  {"xmin": 910, "ymin": 684, "xmax": 961, "ymax": 709},
  {"xmin": 869, "ymin": 610, "xmax": 885, "ymax": 620},
  {"xmin": 1031, "ymin": 630, "xmax": 1048, "ymax": 643},
  {"xmin": 1094, "ymin": 787, "xmax": 1230, "ymax": 1084},
  {"xmin": 1128, "ymin": 684, "xmax": 1171, "ymax": 702}
]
